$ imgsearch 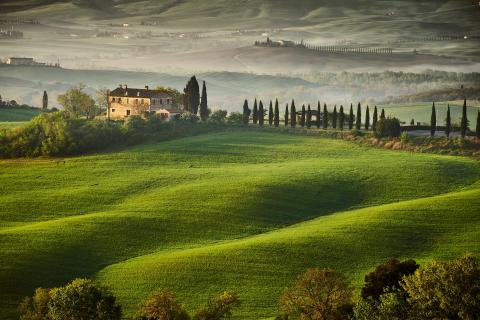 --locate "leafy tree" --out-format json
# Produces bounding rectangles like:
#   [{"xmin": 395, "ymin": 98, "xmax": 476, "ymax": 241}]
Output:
[
  {"xmin": 179, "ymin": 112, "xmax": 199, "ymax": 124},
  {"xmin": 96, "ymin": 88, "xmax": 110, "ymax": 117},
  {"xmin": 354, "ymin": 292, "xmax": 411, "ymax": 320},
  {"xmin": 339, "ymin": 105, "xmax": 345, "ymax": 130},
  {"xmin": 134, "ymin": 289, "xmax": 190, "ymax": 320},
  {"xmin": 193, "ymin": 291, "xmax": 240, "ymax": 320},
  {"xmin": 316, "ymin": 102, "xmax": 321, "ymax": 128},
  {"xmin": 48, "ymin": 278, "xmax": 121, "ymax": 320},
  {"xmin": 365, "ymin": 106, "xmax": 370, "ymax": 130},
  {"xmin": 19, "ymin": 288, "xmax": 51, "ymax": 320},
  {"xmin": 356, "ymin": 103, "xmax": 362, "ymax": 130},
  {"xmin": 242, "ymin": 100, "xmax": 250, "ymax": 126},
  {"xmin": 323, "ymin": 104, "xmax": 328, "ymax": 129},
  {"xmin": 268, "ymin": 100, "xmax": 274, "ymax": 126},
  {"xmin": 280, "ymin": 269, "xmax": 354, "ymax": 320},
  {"xmin": 290, "ymin": 100, "xmax": 296, "ymax": 128},
  {"xmin": 361, "ymin": 259, "xmax": 419, "ymax": 301},
  {"xmin": 274, "ymin": 99, "xmax": 280, "ymax": 127},
  {"xmin": 57, "ymin": 84, "xmax": 97, "ymax": 119},
  {"xmin": 200, "ymin": 81, "xmax": 208, "ymax": 121},
  {"xmin": 252, "ymin": 99, "xmax": 258, "ymax": 125},
  {"xmin": 332, "ymin": 105, "xmax": 337, "ymax": 129},
  {"xmin": 227, "ymin": 112, "xmax": 243, "ymax": 125},
  {"xmin": 208, "ymin": 110, "xmax": 227, "ymax": 125},
  {"xmin": 42, "ymin": 91, "xmax": 48, "ymax": 110},
  {"xmin": 445, "ymin": 104, "xmax": 451, "ymax": 137},
  {"xmin": 380, "ymin": 108, "xmax": 386, "ymax": 120},
  {"xmin": 402, "ymin": 255, "xmax": 480, "ymax": 319},
  {"xmin": 476, "ymin": 110, "xmax": 480, "ymax": 138},
  {"xmin": 301, "ymin": 105, "xmax": 306, "ymax": 127},
  {"xmin": 349, "ymin": 104, "xmax": 354, "ymax": 130},
  {"xmin": 372, "ymin": 106, "xmax": 378, "ymax": 131},
  {"xmin": 306, "ymin": 104, "xmax": 312, "ymax": 128},
  {"xmin": 430, "ymin": 102, "xmax": 436, "ymax": 137},
  {"xmin": 284, "ymin": 104, "xmax": 289, "ymax": 127},
  {"xmin": 376, "ymin": 117, "xmax": 401, "ymax": 138},
  {"xmin": 461, "ymin": 98, "xmax": 468, "ymax": 138},
  {"xmin": 259, "ymin": 100, "xmax": 264, "ymax": 127}
]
